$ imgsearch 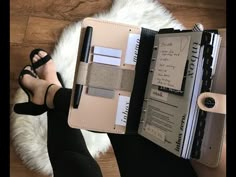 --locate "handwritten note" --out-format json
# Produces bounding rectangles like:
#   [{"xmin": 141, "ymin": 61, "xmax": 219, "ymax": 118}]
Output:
[
  {"xmin": 152, "ymin": 36, "xmax": 191, "ymax": 90},
  {"xmin": 115, "ymin": 96, "xmax": 130, "ymax": 126}
]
